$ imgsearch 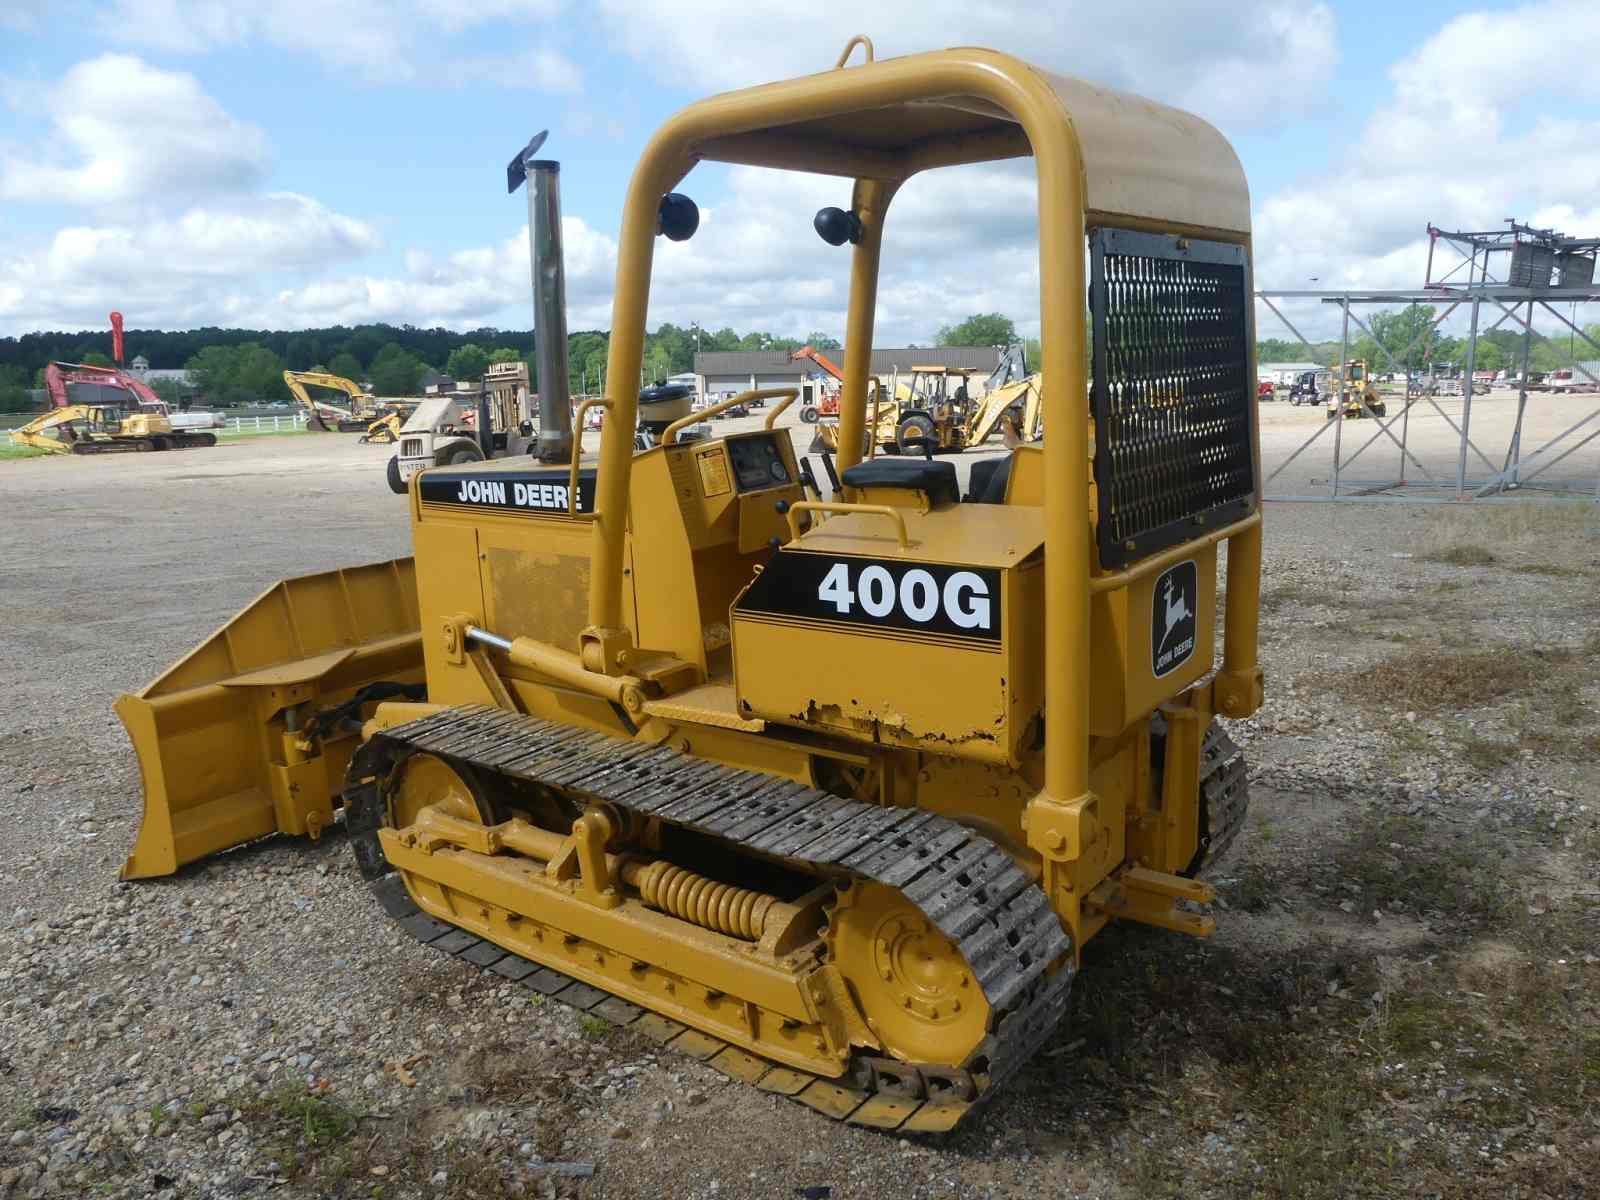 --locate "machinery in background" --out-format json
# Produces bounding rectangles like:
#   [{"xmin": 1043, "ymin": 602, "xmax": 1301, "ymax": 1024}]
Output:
[
  {"xmin": 789, "ymin": 345, "xmax": 845, "ymax": 423},
  {"xmin": 881, "ymin": 364, "xmax": 981, "ymax": 452},
  {"xmin": 11, "ymin": 402, "xmax": 200, "ymax": 454},
  {"xmin": 387, "ymin": 362, "xmax": 534, "ymax": 494},
  {"xmin": 284, "ymin": 370, "xmax": 418, "ymax": 434},
  {"xmin": 13, "ymin": 362, "xmax": 221, "ymax": 453},
  {"xmin": 44, "ymin": 362, "xmax": 223, "ymax": 440},
  {"xmin": 1324, "ymin": 359, "xmax": 1387, "ymax": 419},
  {"xmin": 115, "ymin": 44, "xmax": 1263, "ymax": 1134},
  {"xmin": 1288, "ymin": 369, "xmax": 1325, "ymax": 406}
]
